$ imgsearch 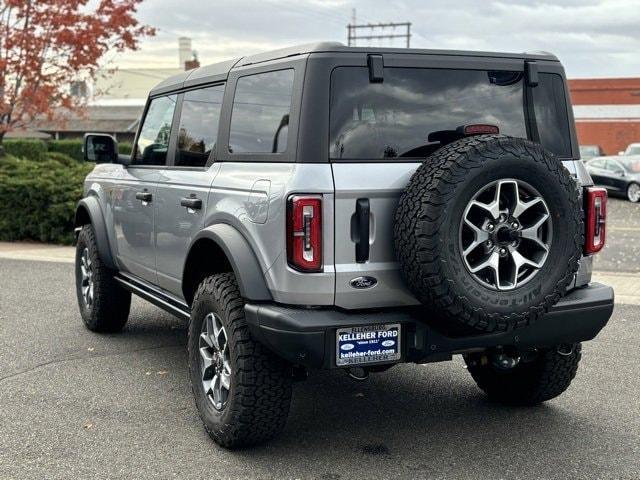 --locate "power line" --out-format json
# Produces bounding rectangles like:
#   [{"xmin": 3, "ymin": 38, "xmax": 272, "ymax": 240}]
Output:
[{"xmin": 347, "ymin": 10, "xmax": 411, "ymax": 48}]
